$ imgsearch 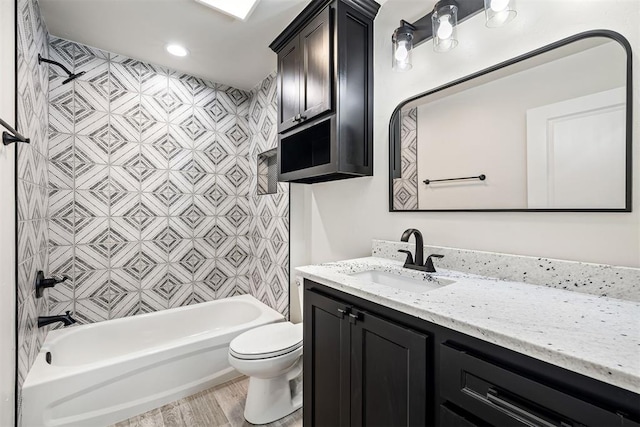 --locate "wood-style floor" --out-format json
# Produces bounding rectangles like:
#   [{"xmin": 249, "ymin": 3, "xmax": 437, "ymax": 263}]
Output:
[{"xmin": 112, "ymin": 377, "xmax": 302, "ymax": 427}]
